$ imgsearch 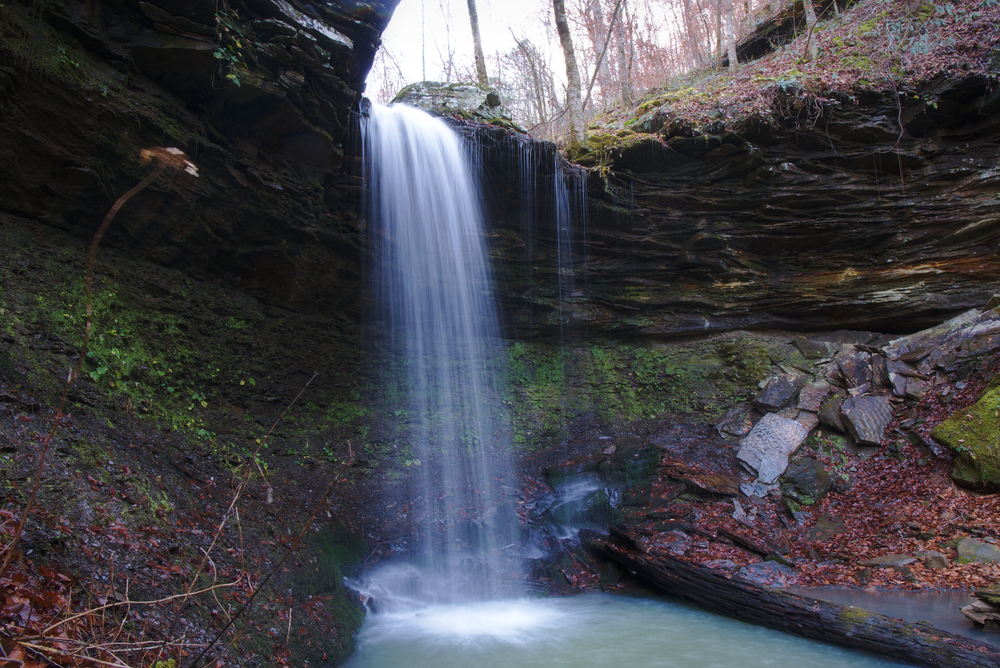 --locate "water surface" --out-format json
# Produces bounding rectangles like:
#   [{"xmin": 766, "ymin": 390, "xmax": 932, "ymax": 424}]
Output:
[{"xmin": 343, "ymin": 593, "xmax": 916, "ymax": 668}]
